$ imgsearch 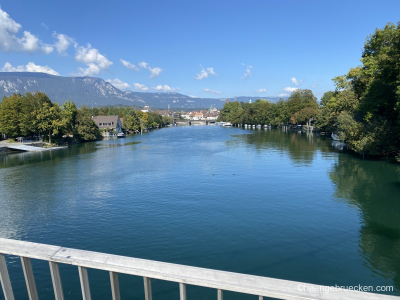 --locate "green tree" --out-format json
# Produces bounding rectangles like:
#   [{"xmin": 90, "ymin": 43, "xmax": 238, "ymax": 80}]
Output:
[
  {"xmin": 22, "ymin": 92, "xmax": 53, "ymax": 137},
  {"xmin": 218, "ymin": 102, "xmax": 241, "ymax": 122},
  {"xmin": 124, "ymin": 110, "xmax": 140, "ymax": 131},
  {"xmin": 286, "ymin": 89, "xmax": 318, "ymax": 124},
  {"xmin": 147, "ymin": 112, "xmax": 163, "ymax": 128},
  {"xmin": 320, "ymin": 91, "xmax": 335, "ymax": 107},
  {"xmin": 294, "ymin": 107, "xmax": 318, "ymax": 125},
  {"xmin": 333, "ymin": 22, "xmax": 400, "ymax": 156},
  {"xmin": 162, "ymin": 116, "xmax": 173, "ymax": 126},
  {"xmin": 32, "ymin": 102, "xmax": 65, "ymax": 144},
  {"xmin": 273, "ymin": 98, "xmax": 289, "ymax": 125},
  {"xmin": 62, "ymin": 100, "xmax": 78, "ymax": 135},
  {"xmin": 0, "ymin": 94, "xmax": 25, "ymax": 137},
  {"xmin": 136, "ymin": 110, "xmax": 148, "ymax": 132},
  {"xmin": 74, "ymin": 106, "xmax": 101, "ymax": 141},
  {"xmin": 316, "ymin": 89, "xmax": 360, "ymax": 132}
]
